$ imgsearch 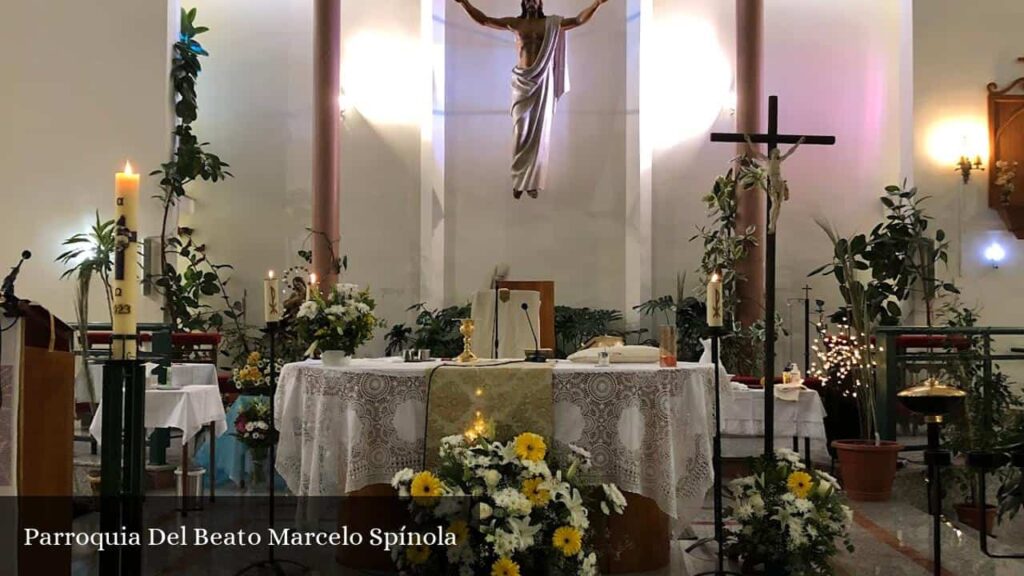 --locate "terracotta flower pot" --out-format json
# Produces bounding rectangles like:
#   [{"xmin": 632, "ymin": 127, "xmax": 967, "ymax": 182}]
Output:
[
  {"xmin": 832, "ymin": 439, "xmax": 903, "ymax": 501},
  {"xmin": 954, "ymin": 502, "xmax": 997, "ymax": 533}
]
